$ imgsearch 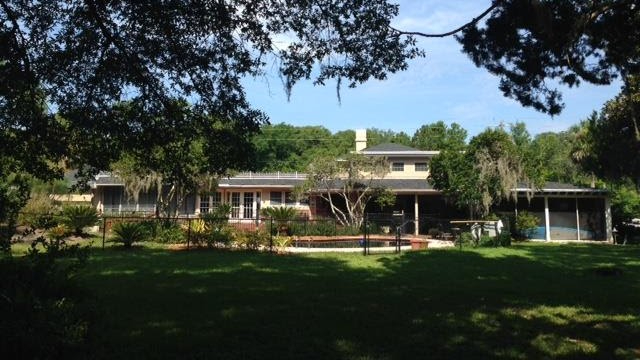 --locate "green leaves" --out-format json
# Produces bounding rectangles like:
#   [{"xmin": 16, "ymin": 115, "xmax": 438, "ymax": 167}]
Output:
[
  {"xmin": 430, "ymin": 127, "xmax": 526, "ymax": 217},
  {"xmin": 111, "ymin": 222, "xmax": 148, "ymax": 248},
  {"xmin": 457, "ymin": 0, "xmax": 639, "ymax": 115}
]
